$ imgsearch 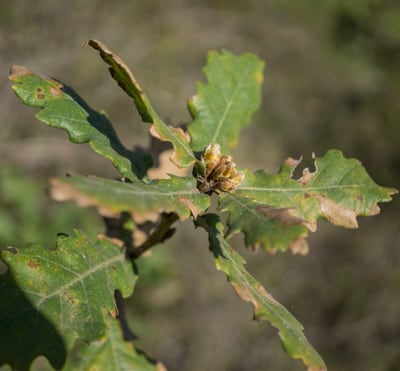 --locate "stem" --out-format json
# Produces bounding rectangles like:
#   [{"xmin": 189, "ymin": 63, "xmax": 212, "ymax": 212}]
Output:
[
  {"xmin": 114, "ymin": 290, "xmax": 136, "ymax": 341},
  {"xmin": 129, "ymin": 212, "xmax": 179, "ymax": 259}
]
